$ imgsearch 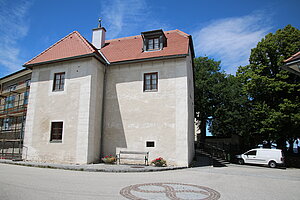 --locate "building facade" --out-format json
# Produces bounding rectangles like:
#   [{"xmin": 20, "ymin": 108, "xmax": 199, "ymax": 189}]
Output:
[
  {"xmin": 2, "ymin": 26, "xmax": 195, "ymax": 166},
  {"xmin": 0, "ymin": 69, "xmax": 31, "ymax": 160}
]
